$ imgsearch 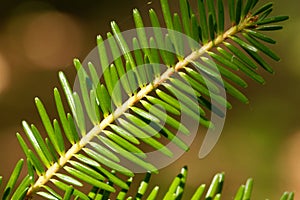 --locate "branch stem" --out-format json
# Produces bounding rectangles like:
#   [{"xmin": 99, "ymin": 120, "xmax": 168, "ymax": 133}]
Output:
[{"xmin": 26, "ymin": 17, "xmax": 252, "ymax": 197}]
